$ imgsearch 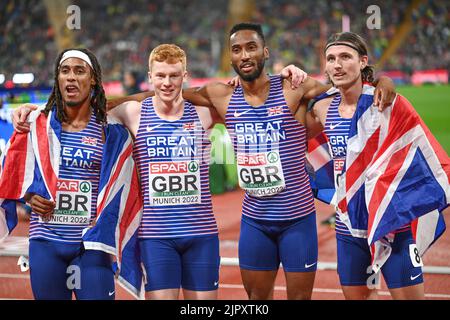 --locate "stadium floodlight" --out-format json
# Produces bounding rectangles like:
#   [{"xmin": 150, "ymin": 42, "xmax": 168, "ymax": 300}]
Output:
[
  {"xmin": 0, "ymin": 74, "xmax": 4, "ymax": 84},
  {"xmin": 12, "ymin": 73, "xmax": 34, "ymax": 84}
]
